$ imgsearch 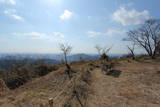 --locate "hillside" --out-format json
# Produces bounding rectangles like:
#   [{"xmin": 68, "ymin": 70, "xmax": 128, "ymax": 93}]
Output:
[{"xmin": 0, "ymin": 59, "xmax": 160, "ymax": 107}]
